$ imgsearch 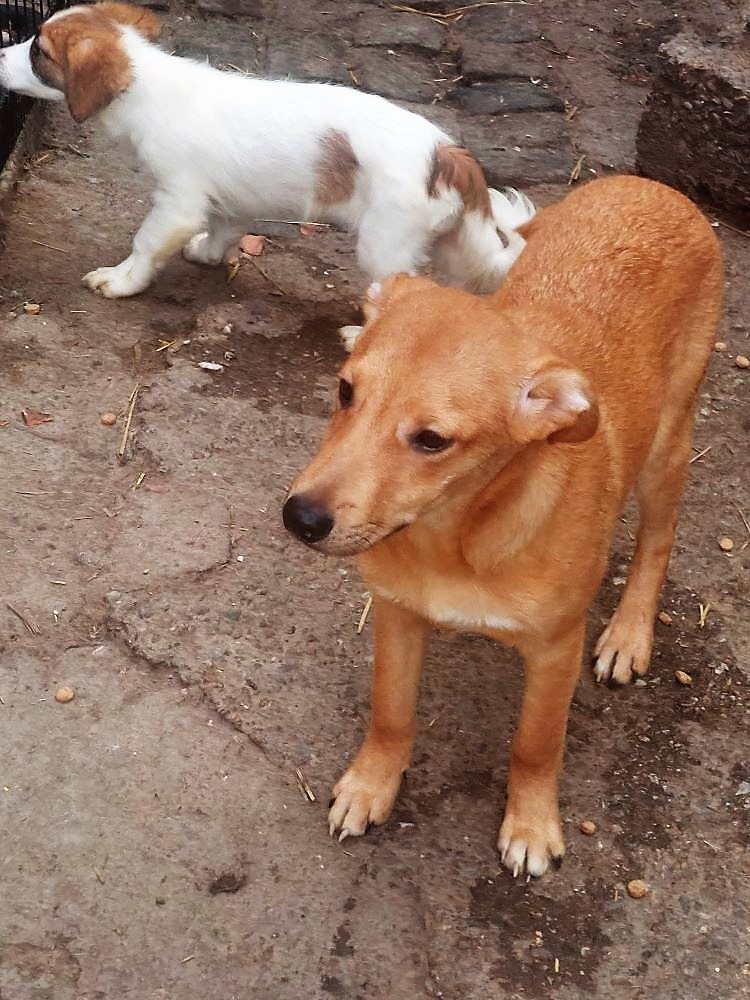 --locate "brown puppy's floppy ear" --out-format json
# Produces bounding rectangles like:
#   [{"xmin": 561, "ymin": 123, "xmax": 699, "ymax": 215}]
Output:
[
  {"xmin": 509, "ymin": 359, "xmax": 599, "ymax": 445},
  {"xmin": 62, "ymin": 31, "xmax": 133, "ymax": 121},
  {"xmin": 97, "ymin": 2, "xmax": 161, "ymax": 40}
]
